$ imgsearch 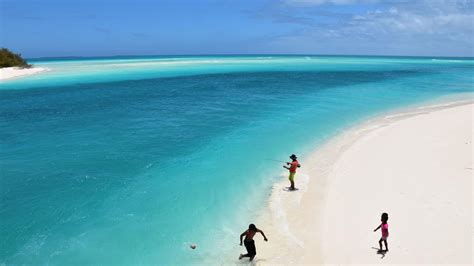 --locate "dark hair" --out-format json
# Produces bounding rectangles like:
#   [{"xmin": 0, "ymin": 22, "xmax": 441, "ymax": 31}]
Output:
[
  {"xmin": 249, "ymin": 224, "xmax": 257, "ymax": 231},
  {"xmin": 381, "ymin": 213, "xmax": 388, "ymax": 223}
]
